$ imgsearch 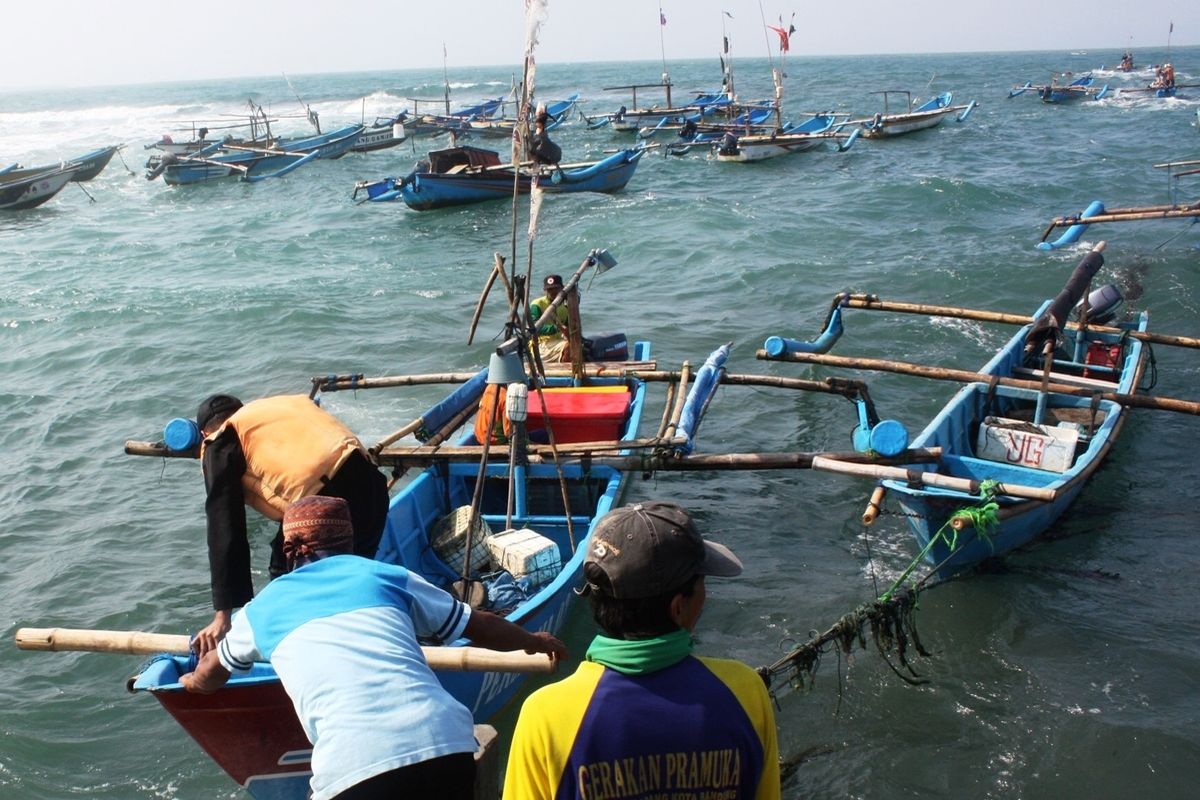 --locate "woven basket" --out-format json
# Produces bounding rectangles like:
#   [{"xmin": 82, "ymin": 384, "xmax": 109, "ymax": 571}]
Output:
[{"xmin": 430, "ymin": 506, "xmax": 494, "ymax": 574}]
